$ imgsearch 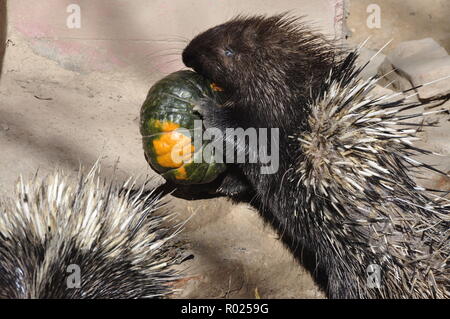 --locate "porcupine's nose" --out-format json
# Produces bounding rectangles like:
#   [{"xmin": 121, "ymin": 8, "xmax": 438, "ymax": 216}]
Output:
[
  {"xmin": 182, "ymin": 48, "xmax": 206, "ymax": 77},
  {"xmin": 182, "ymin": 48, "xmax": 195, "ymax": 68}
]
